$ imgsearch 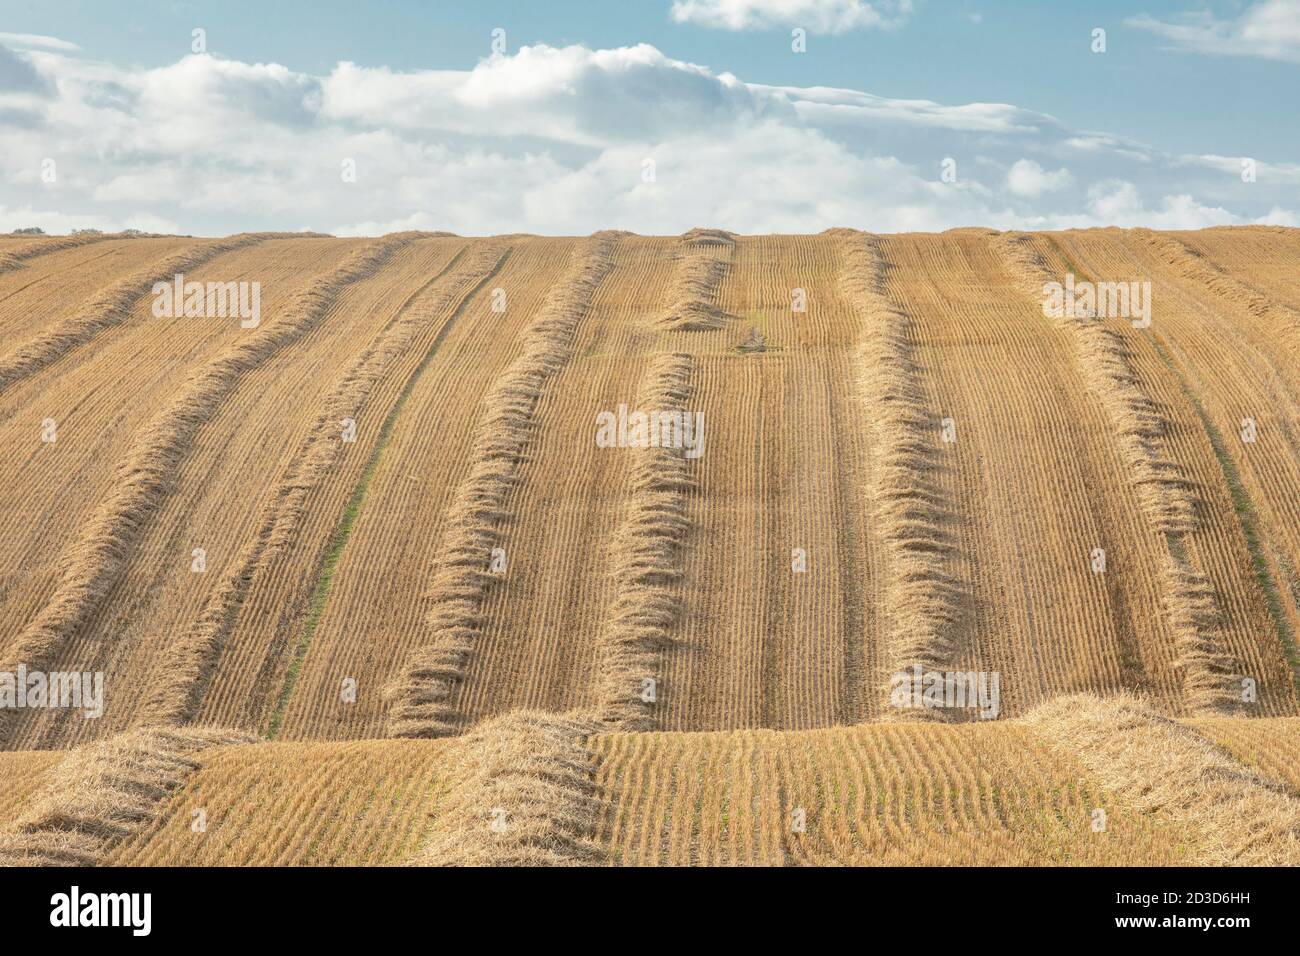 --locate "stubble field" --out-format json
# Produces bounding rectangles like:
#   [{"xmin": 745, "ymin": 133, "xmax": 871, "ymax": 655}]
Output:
[{"xmin": 1, "ymin": 226, "xmax": 1297, "ymax": 865}]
